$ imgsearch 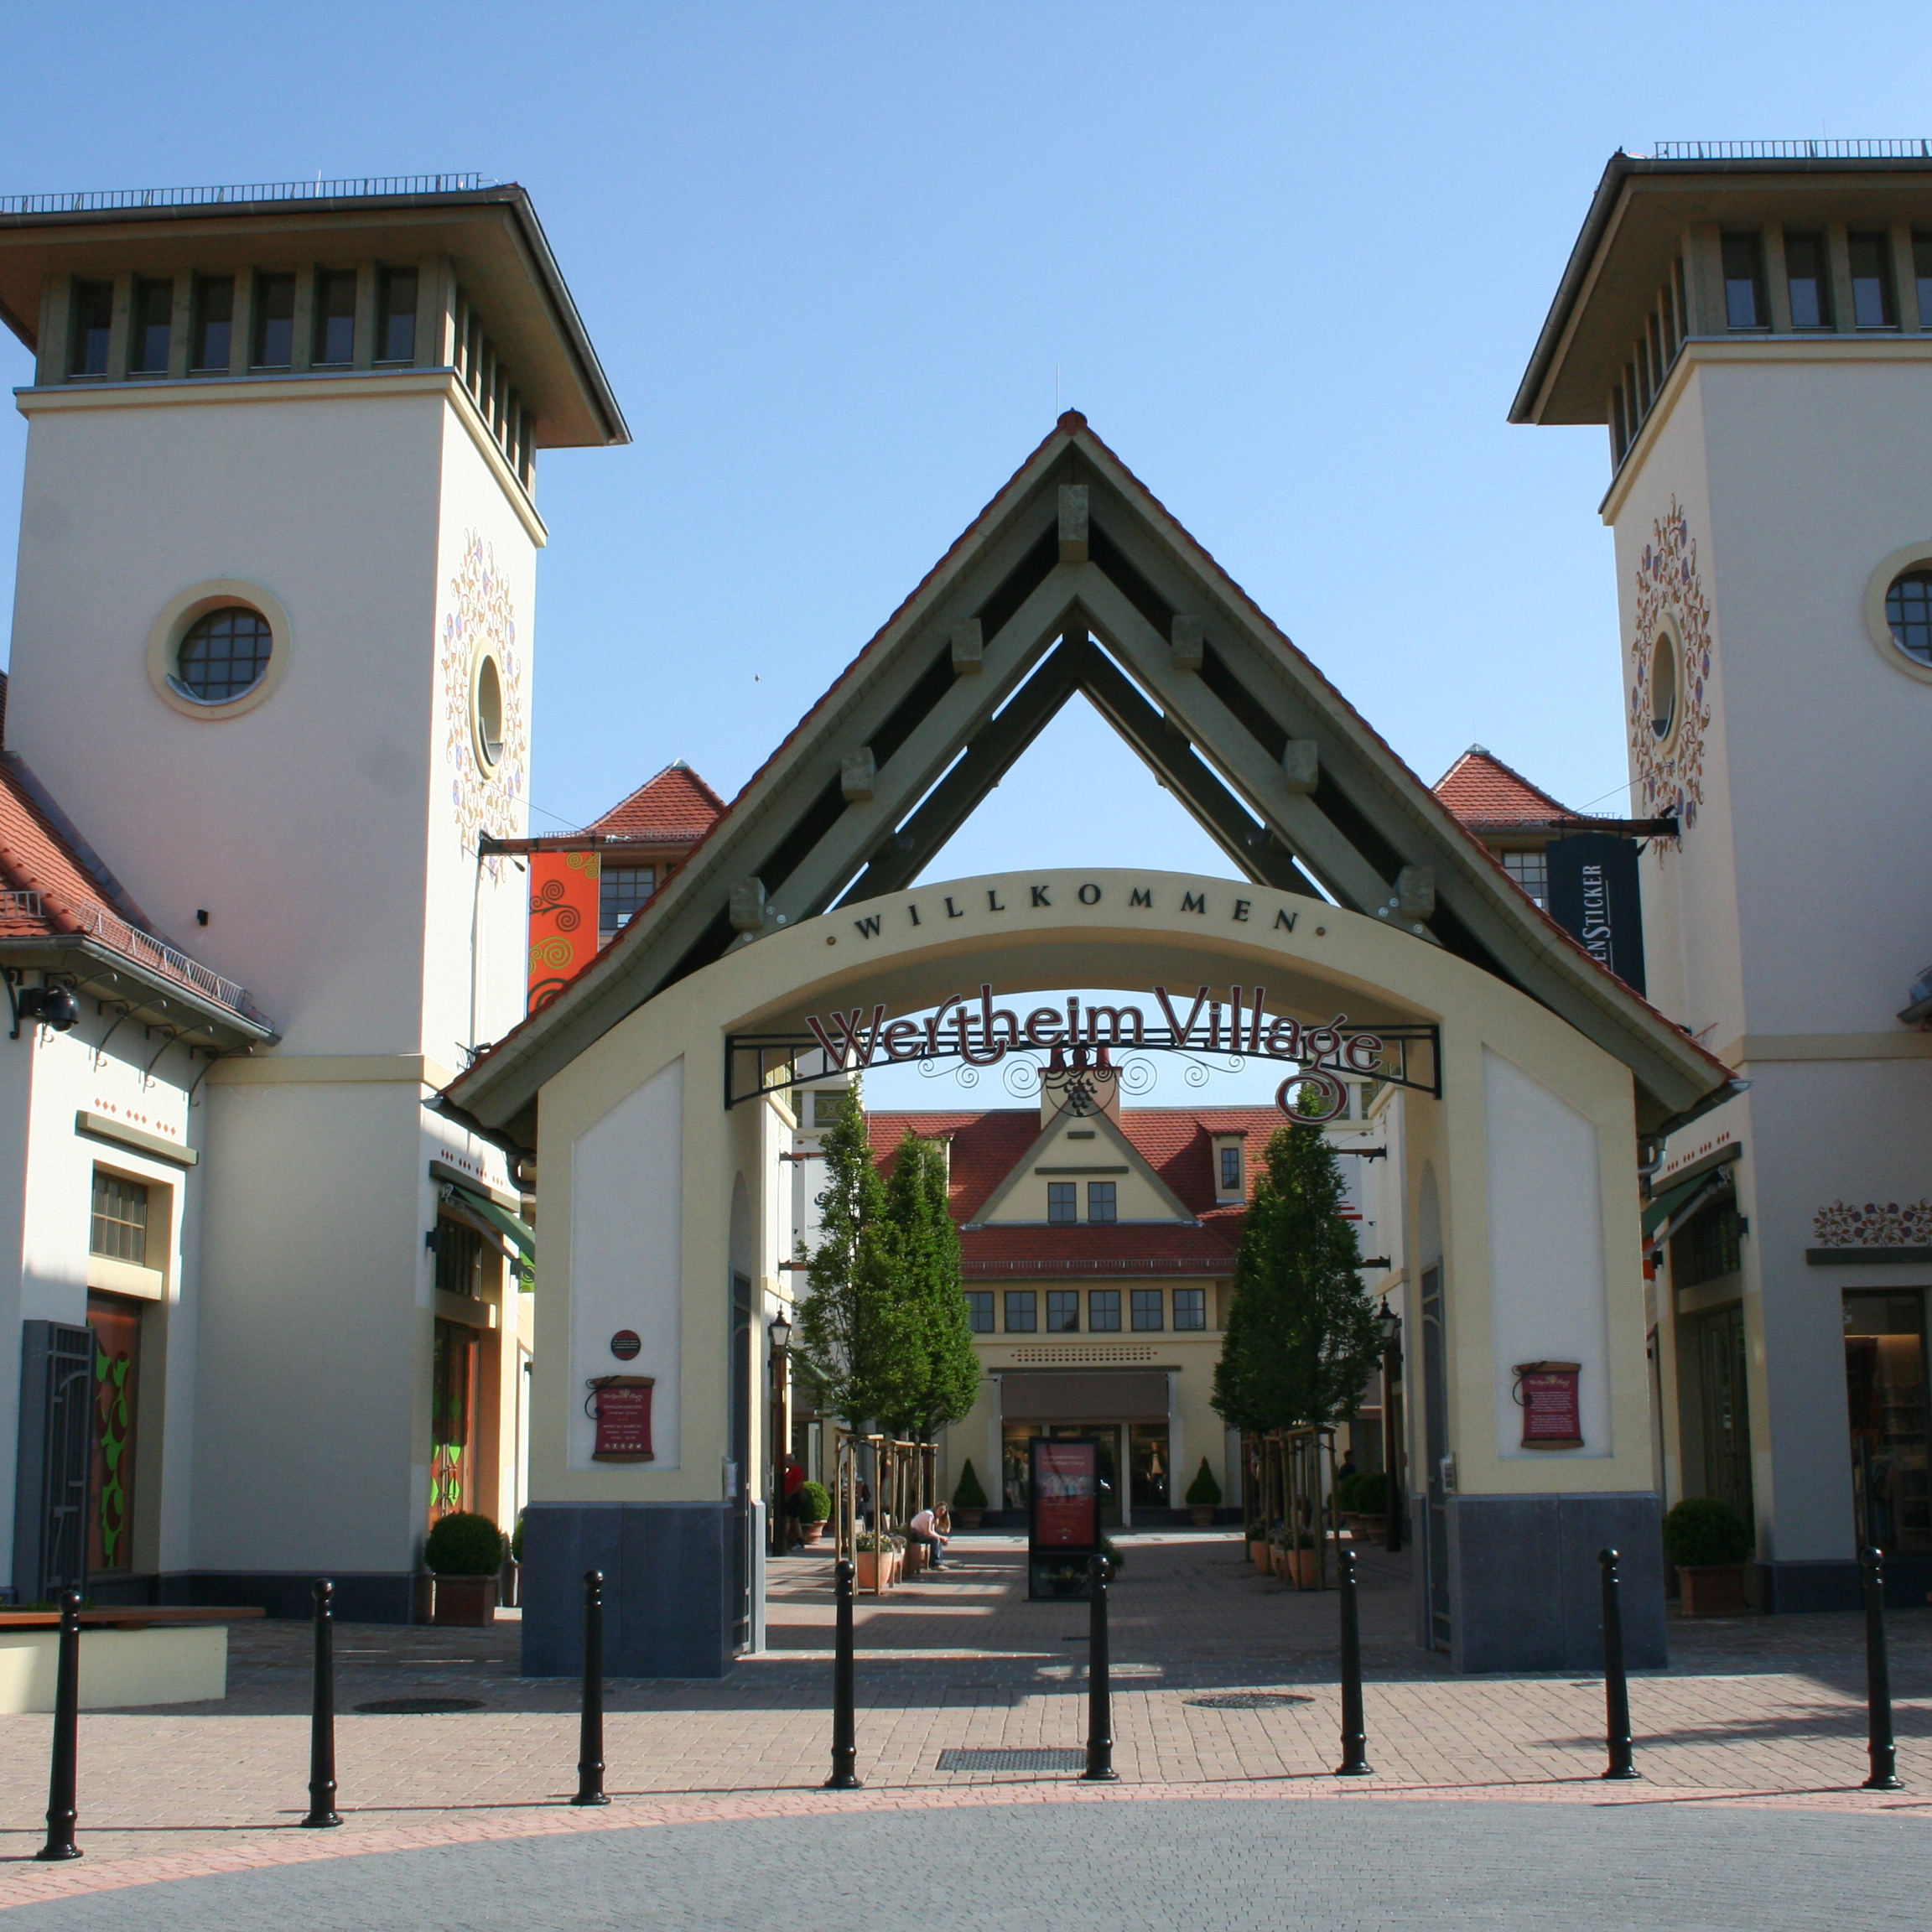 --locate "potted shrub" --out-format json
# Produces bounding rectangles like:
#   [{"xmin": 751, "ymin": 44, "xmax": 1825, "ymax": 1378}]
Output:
[
  {"xmin": 1270, "ymin": 1529, "xmax": 1319, "ymax": 1587},
  {"xmin": 797, "ymin": 1481, "xmax": 832, "ymax": 1544},
  {"xmin": 1337, "ymin": 1471, "xmax": 1389, "ymax": 1545},
  {"xmin": 854, "ymin": 1529, "xmax": 903, "ymax": 1592},
  {"xmin": 1250, "ymin": 1524, "xmax": 1274, "ymax": 1576},
  {"xmin": 1664, "ymin": 1497, "xmax": 1752, "ymax": 1617},
  {"xmin": 951, "ymin": 1459, "xmax": 989, "ymax": 1531},
  {"xmin": 425, "ymin": 1511, "xmax": 506, "ymax": 1626},
  {"xmin": 1185, "ymin": 1457, "xmax": 1223, "ymax": 1529}
]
